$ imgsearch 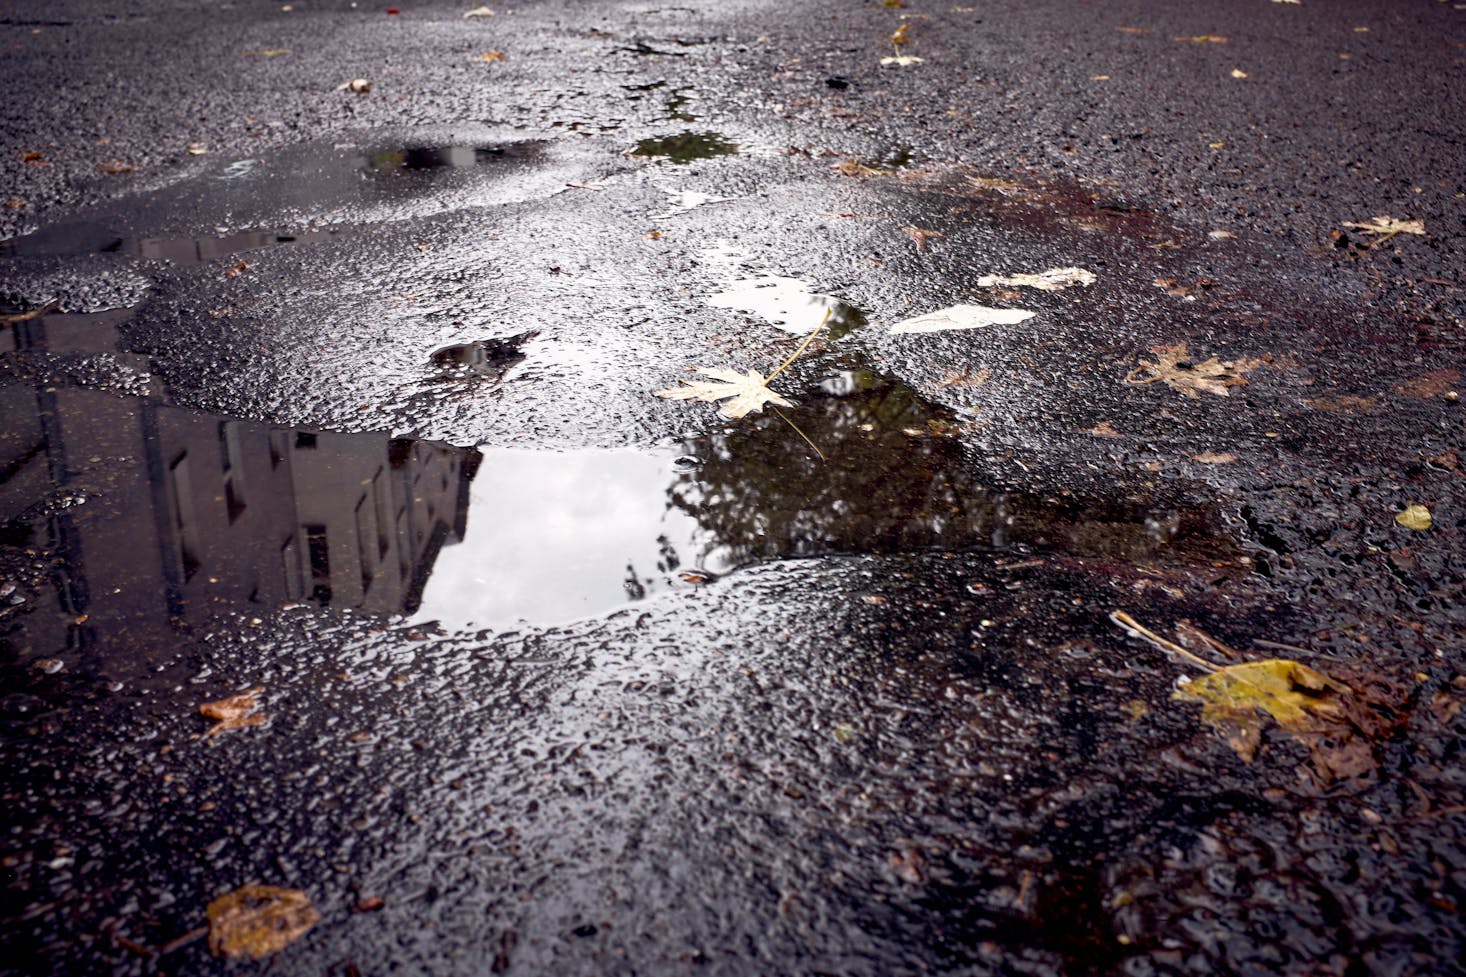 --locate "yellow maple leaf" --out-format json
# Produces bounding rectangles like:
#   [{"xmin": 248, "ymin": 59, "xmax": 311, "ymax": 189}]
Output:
[
  {"xmin": 1174, "ymin": 659, "xmax": 1350, "ymax": 761},
  {"xmin": 207, "ymin": 885, "xmax": 319, "ymax": 959}
]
